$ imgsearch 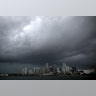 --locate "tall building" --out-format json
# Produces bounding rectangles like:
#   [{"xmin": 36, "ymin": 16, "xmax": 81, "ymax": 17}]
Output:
[
  {"xmin": 61, "ymin": 63, "xmax": 71, "ymax": 74},
  {"xmin": 71, "ymin": 67, "xmax": 77, "ymax": 73},
  {"xmin": 53, "ymin": 64, "xmax": 57, "ymax": 74},
  {"xmin": 57, "ymin": 67, "xmax": 61, "ymax": 74},
  {"xmin": 62, "ymin": 63, "xmax": 66, "ymax": 74},
  {"xmin": 22, "ymin": 68, "xmax": 25, "ymax": 75},
  {"xmin": 66, "ymin": 66, "xmax": 70, "ymax": 73},
  {"xmin": 28, "ymin": 69, "xmax": 33, "ymax": 75},
  {"xmin": 22, "ymin": 67, "xmax": 27, "ymax": 75},
  {"xmin": 24, "ymin": 67, "xmax": 27, "ymax": 75},
  {"xmin": 34, "ymin": 67, "xmax": 41, "ymax": 75},
  {"xmin": 41, "ymin": 66, "xmax": 45, "ymax": 75},
  {"xmin": 45, "ymin": 63, "xmax": 50, "ymax": 73},
  {"xmin": 49, "ymin": 66, "xmax": 53, "ymax": 72}
]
